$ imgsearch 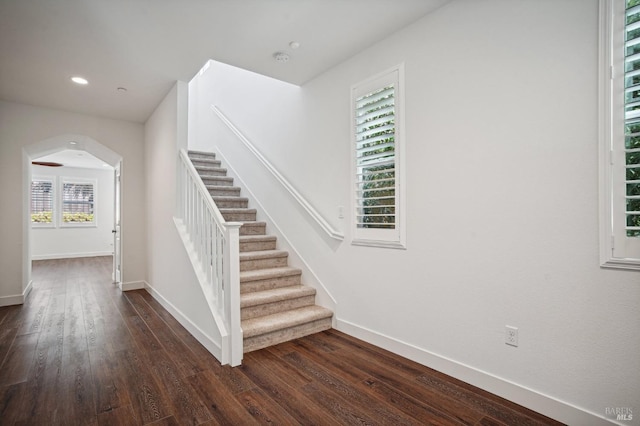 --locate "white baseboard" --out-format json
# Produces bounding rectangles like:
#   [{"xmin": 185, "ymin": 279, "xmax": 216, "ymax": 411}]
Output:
[
  {"xmin": 120, "ymin": 280, "xmax": 146, "ymax": 291},
  {"xmin": 32, "ymin": 251, "xmax": 113, "ymax": 260},
  {"xmin": 0, "ymin": 280, "xmax": 33, "ymax": 307},
  {"xmin": 336, "ymin": 318, "xmax": 615, "ymax": 426},
  {"xmin": 144, "ymin": 283, "xmax": 223, "ymax": 362}
]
